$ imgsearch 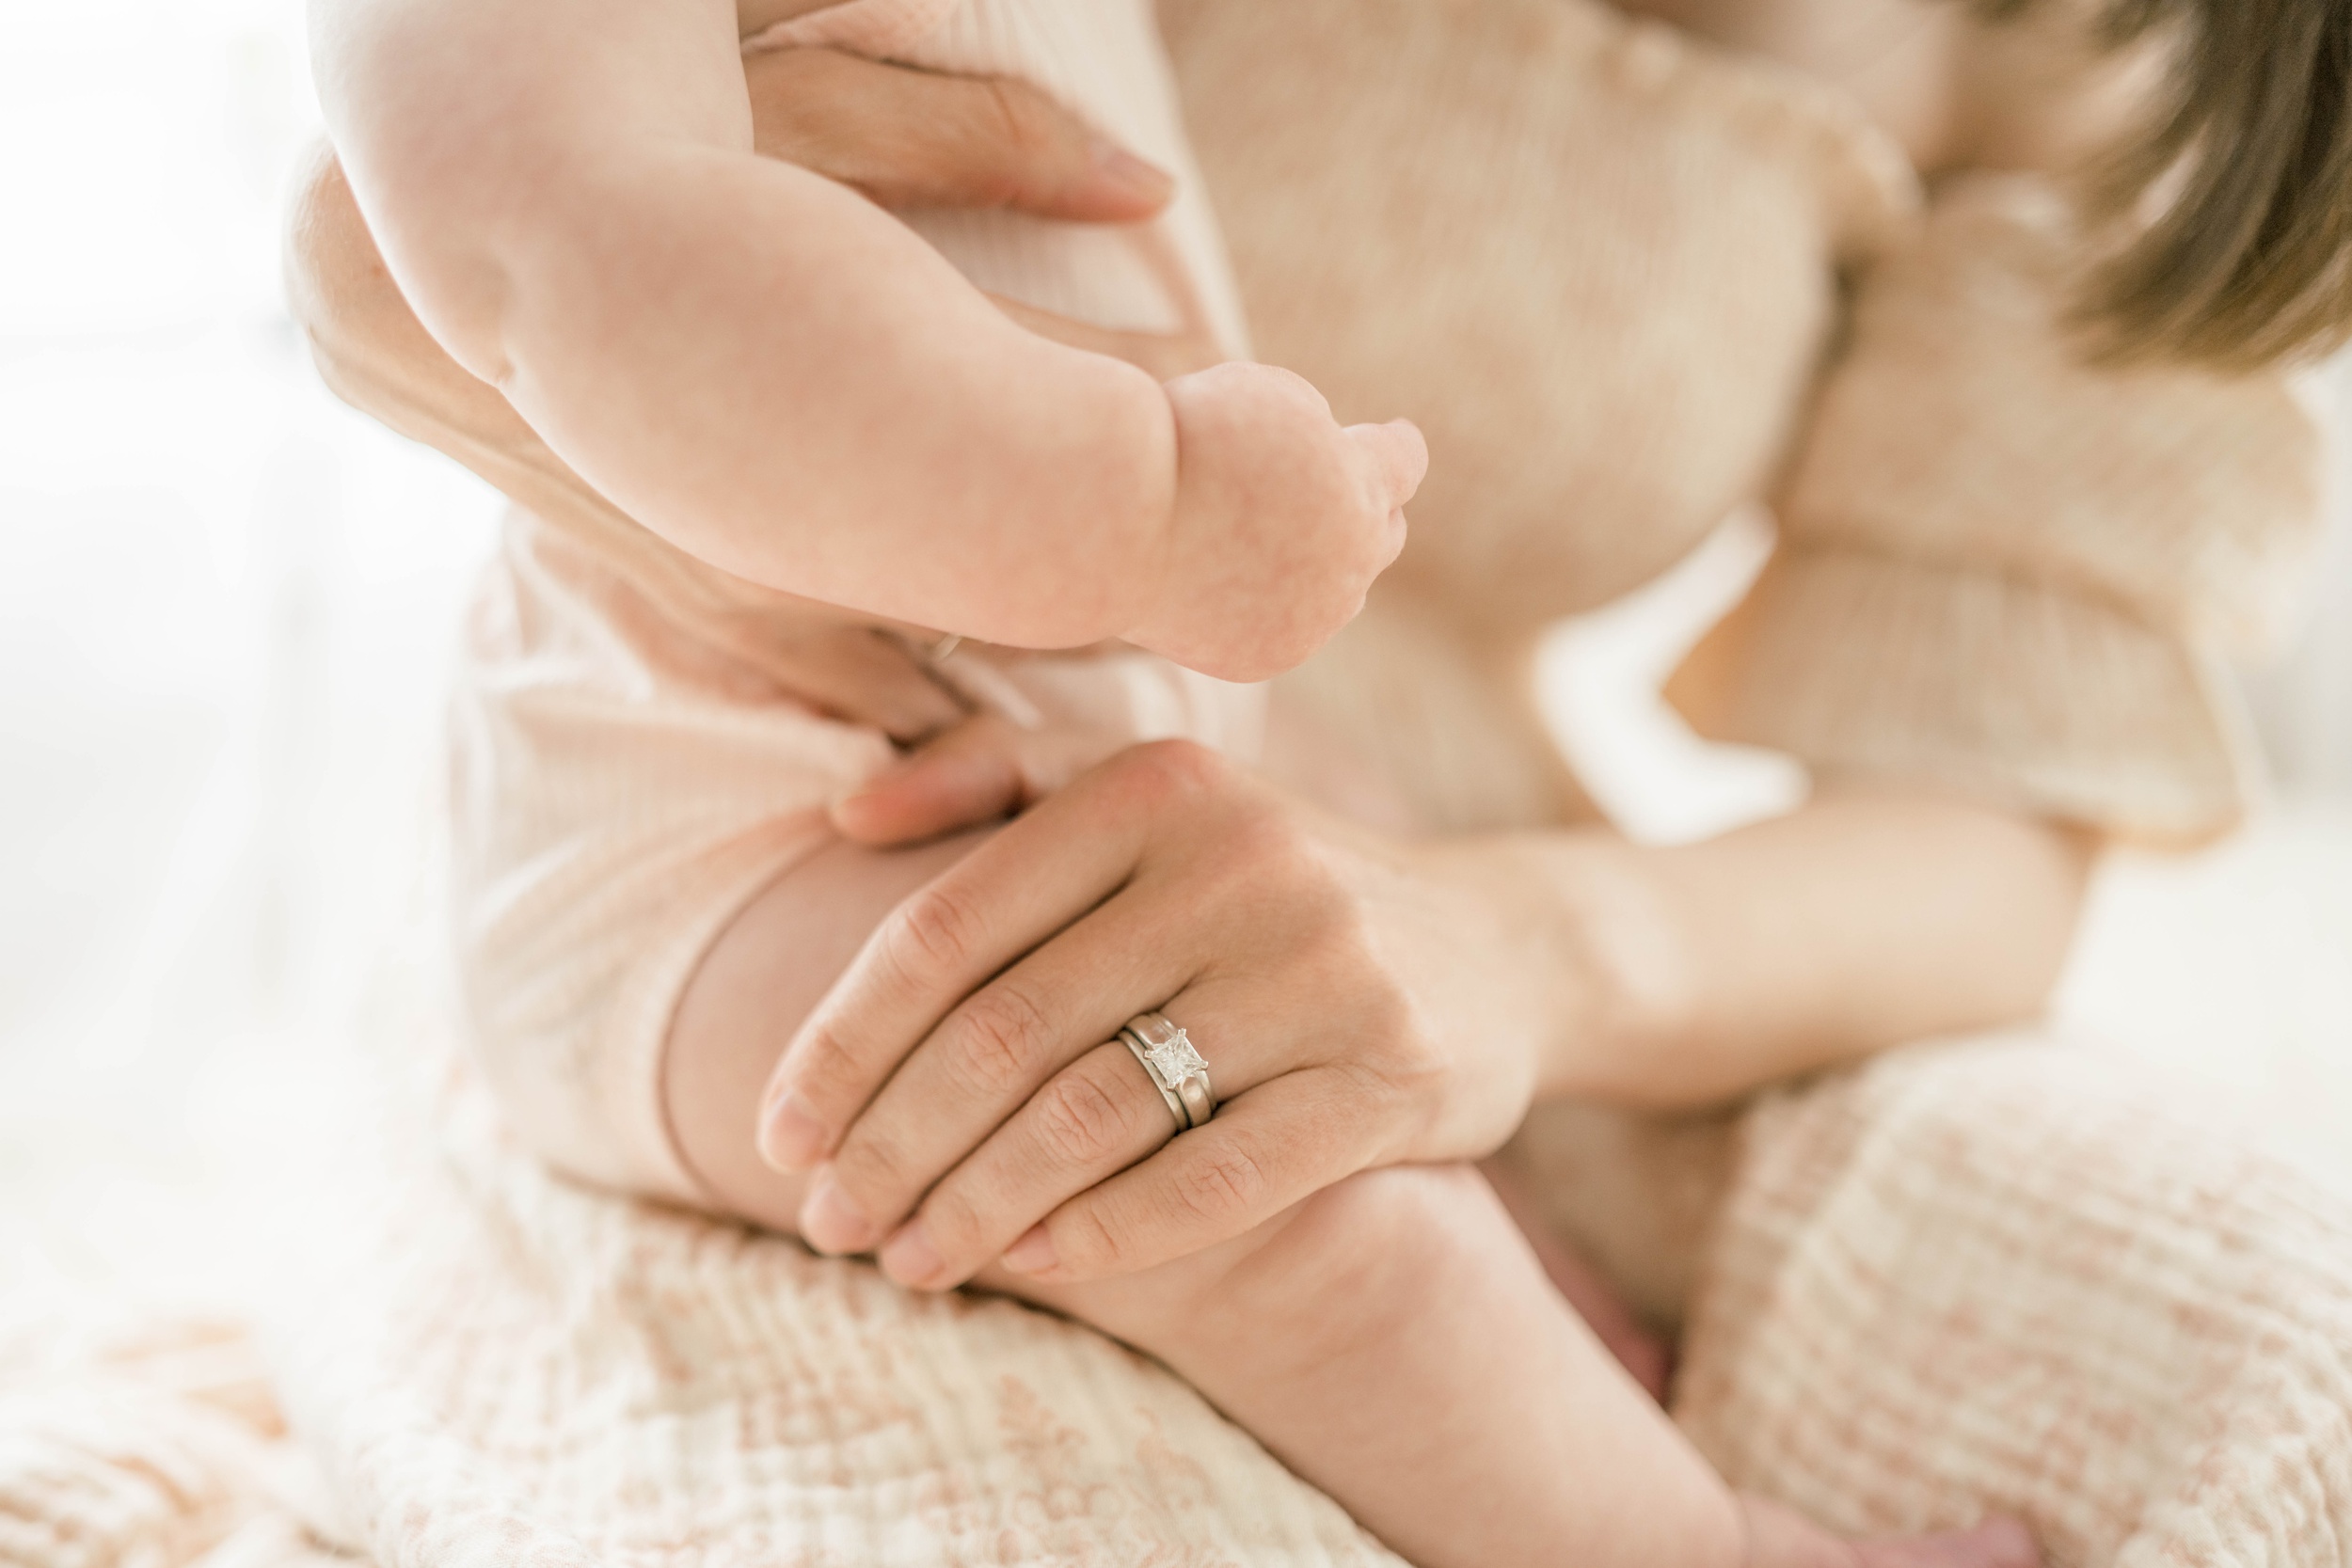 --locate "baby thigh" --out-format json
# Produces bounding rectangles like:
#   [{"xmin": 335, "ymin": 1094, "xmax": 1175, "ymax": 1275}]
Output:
[
  {"xmin": 665, "ymin": 827, "xmax": 998, "ymax": 1234},
  {"xmin": 1008, "ymin": 1165, "xmax": 1744, "ymax": 1568}
]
